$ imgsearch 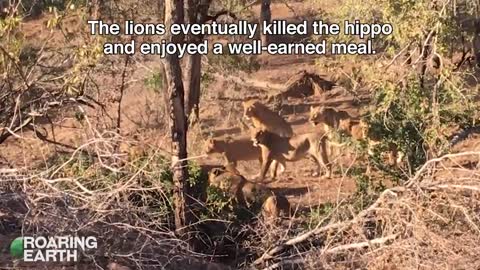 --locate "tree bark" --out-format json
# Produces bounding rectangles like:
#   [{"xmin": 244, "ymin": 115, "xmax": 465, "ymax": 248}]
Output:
[
  {"xmin": 473, "ymin": 19, "xmax": 480, "ymax": 68},
  {"xmin": 163, "ymin": 0, "xmax": 192, "ymax": 239},
  {"xmin": 89, "ymin": 0, "xmax": 100, "ymax": 19},
  {"xmin": 185, "ymin": 0, "xmax": 212, "ymax": 123},
  {"xmin": 260, "ymin": 0, "xmax": 271, "ymax": 45},
  {"xmin": 185, "ymin": 54, "xmax": 201, "ymax": 123}
]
